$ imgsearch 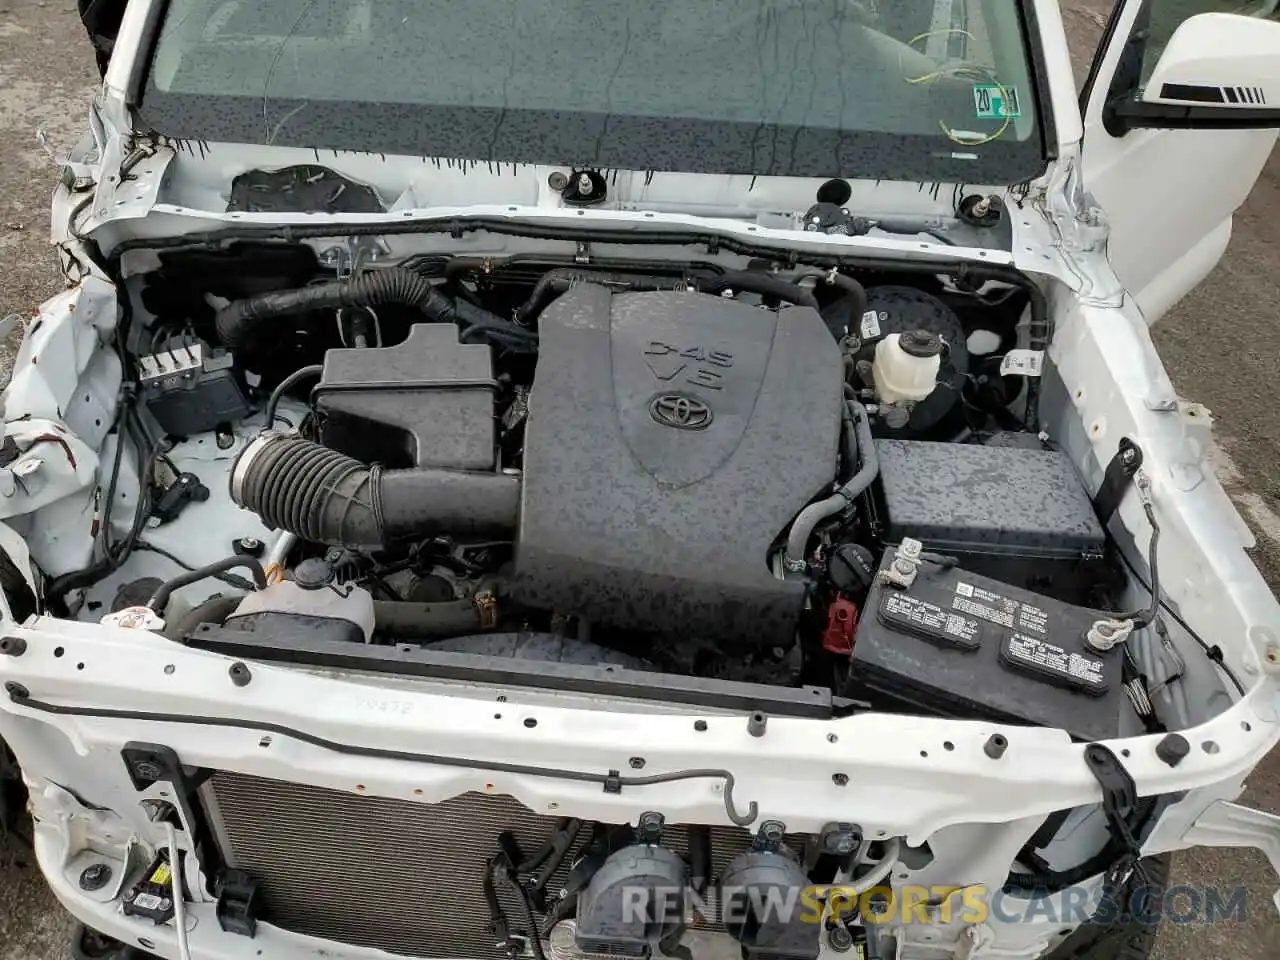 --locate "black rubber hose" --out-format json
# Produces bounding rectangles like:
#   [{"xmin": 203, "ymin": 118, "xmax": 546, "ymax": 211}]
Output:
[
  {"xmin": 164, "ymin": 591, "xmax": 491, "ymax": 642},
  {"xmin": 824, "ymin": 270, "xmax": 869, "ymax": 330},
  {"xmin": 231, "ymin": 434, "xmax": 520, "ymax": 548},
  {"xmin": 513, "ymin": 269, "xmax": 819, "ymax": 325},
  {"xmin": 374, "ymin": 599, "xmax": 485, "ymax": 638},
  {"xmin": 162, "ymin": 594, "xmax": 243, "ymax": 642},
  {"xmin": 697, "ymin": 270, "xmax": 821, "ymax": 309},
  {"xmin": 216, "ymin": 267, "xmax": 460, "ymax": 352},
  {"xmin": 264, "ymin": 363, "xmax": 324, "ymax": 430},
  {"xmin": 513, "ymin": 269, "xmax": 697, "ymax": 325},
  {"xmin": 794, "ymin": 268, "xmax": 868, "ymax": 339},
  {"xmin": 148, "ymin": 557, "xmax": 267, "ymax": 613},
  {"xmin": 785, "ymin": 400, "xmax": 877, "ymax": 568}
]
